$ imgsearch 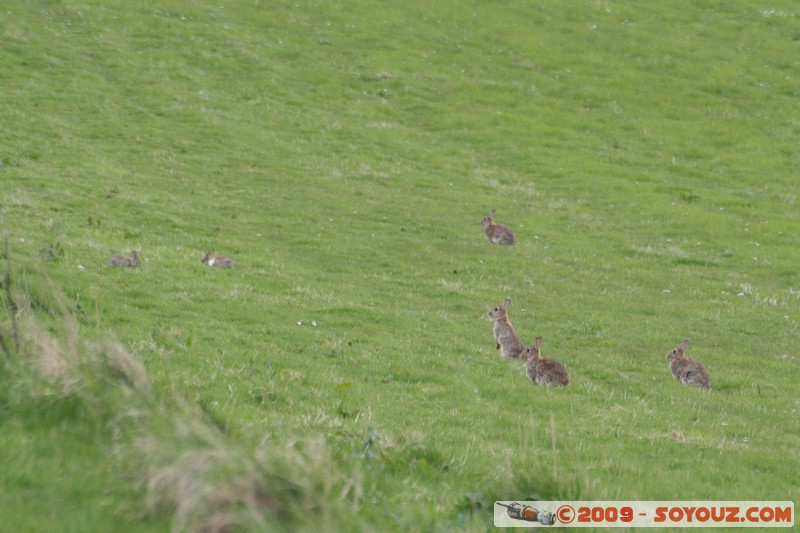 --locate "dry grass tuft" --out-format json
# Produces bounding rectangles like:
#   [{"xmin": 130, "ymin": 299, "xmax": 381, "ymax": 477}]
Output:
[
  {"xmin": 17, "ymin": 315, "xmax": 82, "ymax": 394},
  {"xmin": 136, "ymin": 405, "xmax": 382, "ymax": 532},
  {"xmin": 138, "ymin": 407, "xmax": 296, "ymax": 533},
  {"xmin": 101, "ymin": 341, "xmax": 152, "ymax": 397}
]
